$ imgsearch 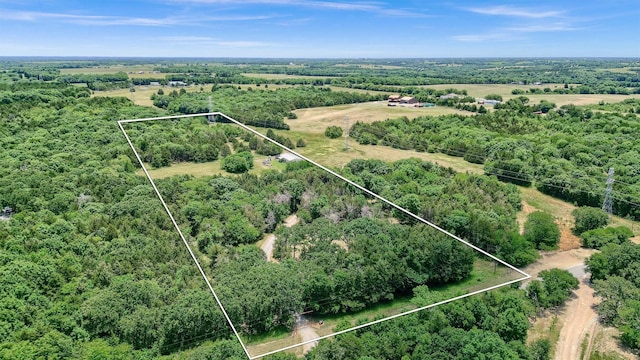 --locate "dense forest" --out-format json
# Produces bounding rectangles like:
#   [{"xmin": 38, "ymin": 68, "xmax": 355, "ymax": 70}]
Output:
[
  {"xmin": 0, "ymin": 76, "xmax": 546, "ymax": 359},
  {"xmin": 350, "ymin": 99, "xmax": 640, "ymax": 219}
]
